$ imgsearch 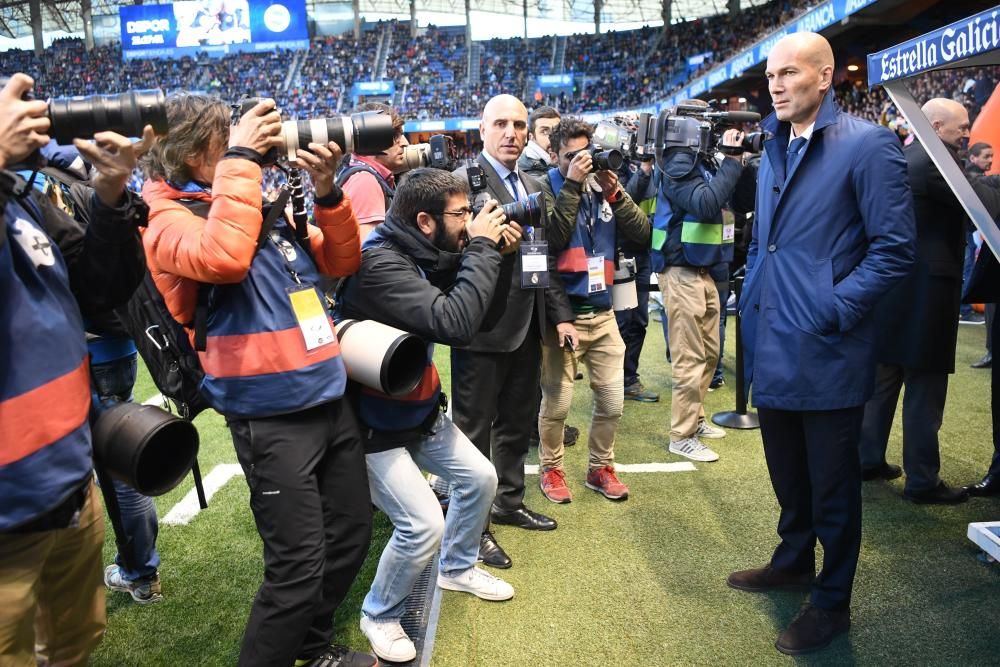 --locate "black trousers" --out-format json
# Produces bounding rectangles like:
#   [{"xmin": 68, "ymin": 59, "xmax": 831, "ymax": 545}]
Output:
[
  {"xmin": 451, "ymin": 326, "xmax": 542, "ymax": 511},
  {"xmin": 615, "ymin": 252, "xmax": 652, "ymax": 387},
  {"xmin": 990, "ymin": 310, "xmax": 1000, "ymax": 476},
  {"xmin": 228, "ymin": 400, "xmax": 373, "ymax": 667},
  {"xmin": 858, "ymin": 363, "xmax": 948, "ymax": 493},
  {"xmin": 758, "ymin": 406, "xmax": 864, "ymax": 611}
]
